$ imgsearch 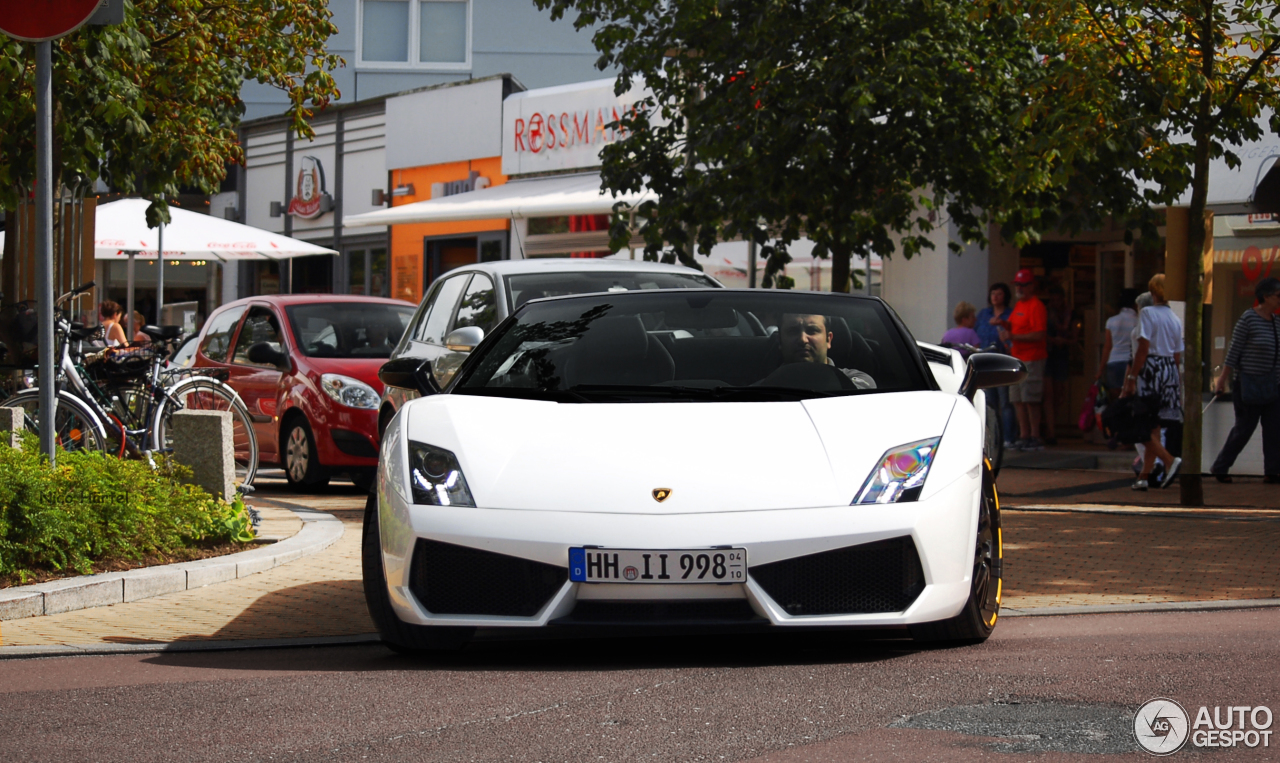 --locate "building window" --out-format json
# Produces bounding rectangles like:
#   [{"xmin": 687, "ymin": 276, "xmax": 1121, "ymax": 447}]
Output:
[{"xmin": 359, "ymin": 0, "xmax": 470, "ymax": 69}]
